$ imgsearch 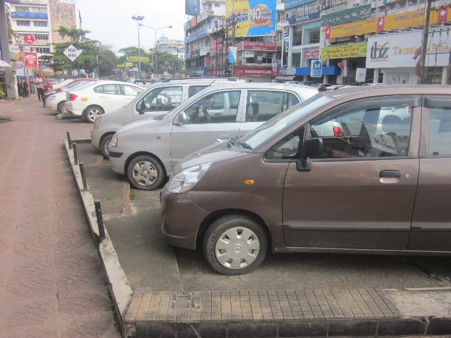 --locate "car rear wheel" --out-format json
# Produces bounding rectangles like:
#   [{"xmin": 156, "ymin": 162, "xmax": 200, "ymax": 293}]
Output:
[
  {"xmin": 203, "ymin": 215, "xmax": 267, "ymax": 275},
  {"xmin": 84, "ymin": 105, "xmax": 104, "ymax": 123},
  {"xmin": 57, "ymin": 101, "xmax": 66, "ymax": 114},
  {"xmin": 100, "ymin": 134, "xmax": 114, "ymax": 159},
  {"xmin": 127, "ymin": 155, "xmax": 165, "ymax": 191}
]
